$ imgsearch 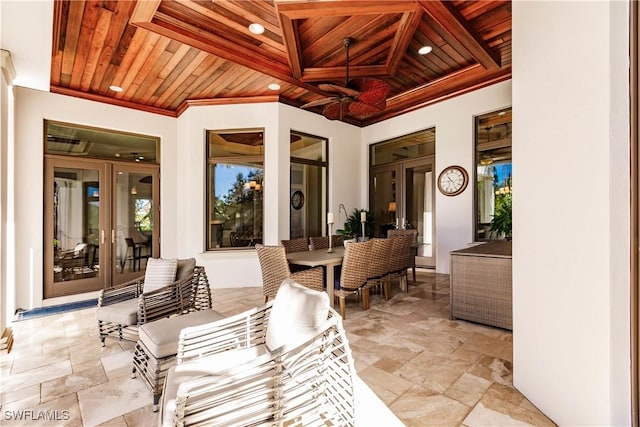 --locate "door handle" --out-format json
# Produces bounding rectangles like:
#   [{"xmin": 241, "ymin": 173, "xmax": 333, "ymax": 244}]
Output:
[
  {"xmin": 101, "ymin": 230, "xmax": 105, "ymax": 245},
  {"xmin": 111, "ymin": 230, "xmax": 116, "ymax": 244}
]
